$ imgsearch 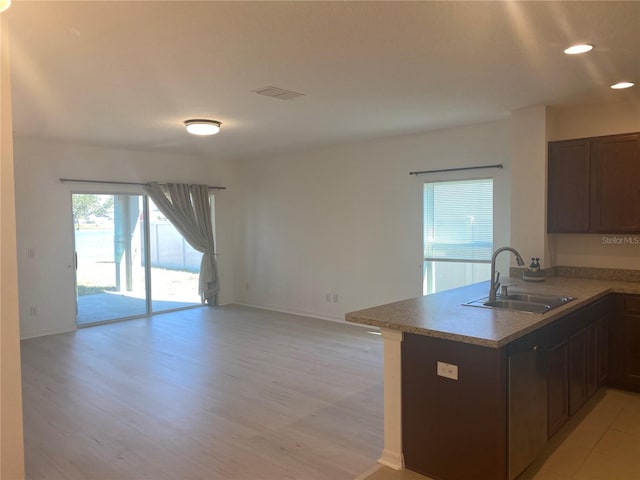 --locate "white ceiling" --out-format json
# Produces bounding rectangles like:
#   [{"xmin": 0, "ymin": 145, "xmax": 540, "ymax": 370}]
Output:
[{"xmin": 6, "ymin": 1, "xmax": 640, "ymax": 160}]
